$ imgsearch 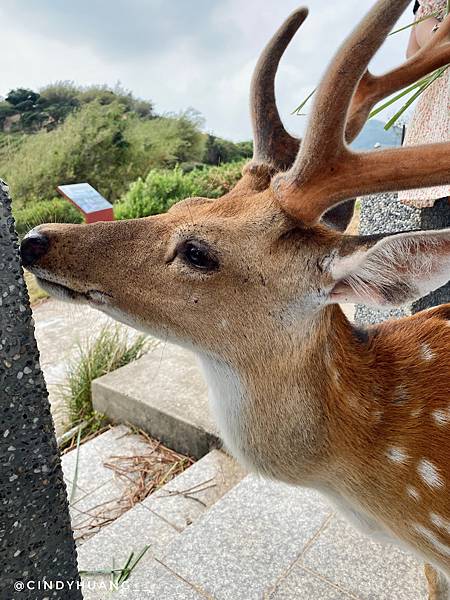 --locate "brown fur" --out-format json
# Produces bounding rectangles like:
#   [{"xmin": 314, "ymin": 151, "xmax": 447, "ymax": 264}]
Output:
[
  {"xmin": 27, "ymin": 192, "xmax": 450, "ymax": 583},
  {"xmin": 22, "ymin": 1, "xmax": 450, "ymax": 597}
]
